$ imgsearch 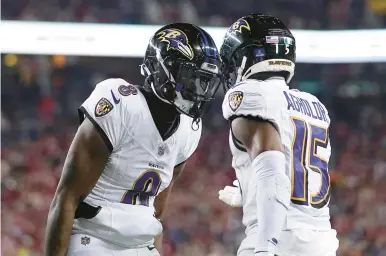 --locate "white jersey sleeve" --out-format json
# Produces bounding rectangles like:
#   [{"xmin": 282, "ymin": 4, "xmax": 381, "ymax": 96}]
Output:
[
  {"xmin": 222, "ymin": 81, "xmax": 283, "ymax": 132},
  {"xmin": 175, "ymin": 118, "xmax": 202, "ymax": 165},
  {"xmin": 79, "ymin": 78, "xmax": 134, "ymax": 153}
]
